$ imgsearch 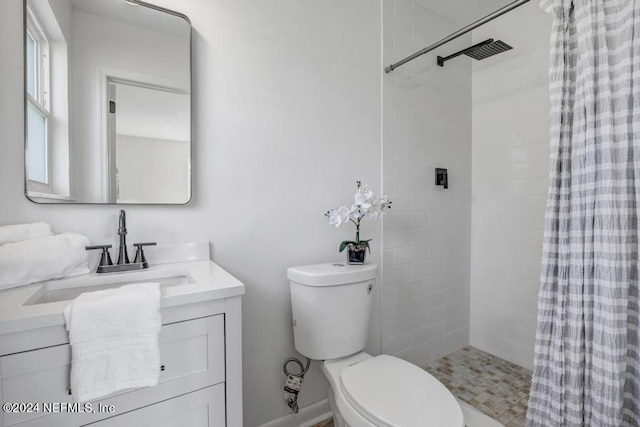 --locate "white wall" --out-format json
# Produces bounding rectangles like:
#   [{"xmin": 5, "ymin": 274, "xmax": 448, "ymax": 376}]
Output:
[
  {"xmin": 0, "ymin": 1, "xmax": 382, "ymax": 426},
  {"xmin": 382, "ymin": 0, "xmax": 472, "ymax": 366},
  {"xmin": 470, "ymin": 1, "xmax": 551, "ymax": 369}
]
